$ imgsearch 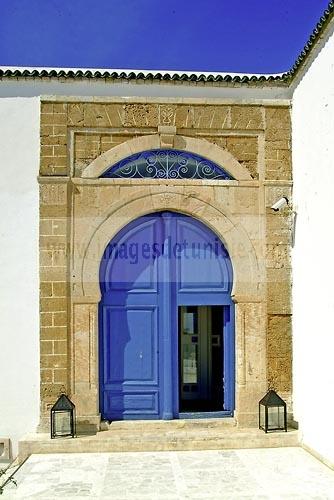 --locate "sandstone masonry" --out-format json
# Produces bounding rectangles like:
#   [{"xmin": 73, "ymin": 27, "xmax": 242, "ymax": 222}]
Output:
[{"xmin": 39, "ymin": 98, "xmax": 292, "ymax": 431}]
